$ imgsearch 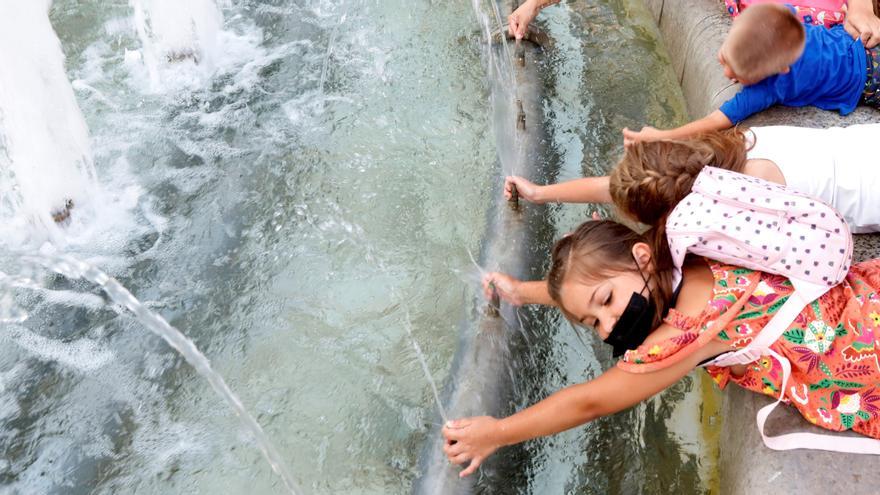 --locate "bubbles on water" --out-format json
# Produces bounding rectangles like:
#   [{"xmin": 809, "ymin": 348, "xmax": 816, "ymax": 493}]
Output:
[
  {"xmin": 0, "ymin": 293, "xmax": 27, "ymax": 324},
  {"xmin": 3, "ymin": 324, "xmax": 115, "ymax": 373}
]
